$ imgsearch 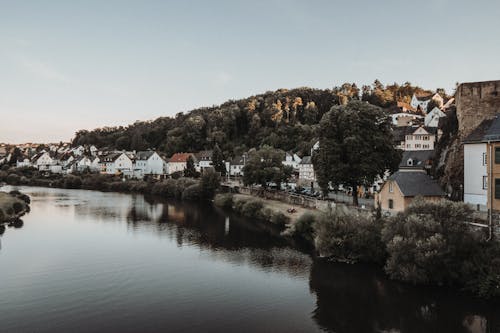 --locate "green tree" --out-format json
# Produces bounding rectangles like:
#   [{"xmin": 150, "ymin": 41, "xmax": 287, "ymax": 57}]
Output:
[
  {"xmin": 184, "ymin": 155, "xmax": 197, "ymax": 178},
  {"xmin": 212, "ymin": 144, "xmax": 226, "ymax": 176},
  {"xmin": 200, "ymin": 169, "xmax": 220, "ymax": 199},
  {"xmin": 313, "ymin": 100, "xmax": 400, "ymax": 205},
  {"xmin": 242, "ymin": 146, "xmax": 291, "ymax": 189},
  {"xmin": 8, "ymin": 148, "xmax": 22, "ymax": 165}
]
